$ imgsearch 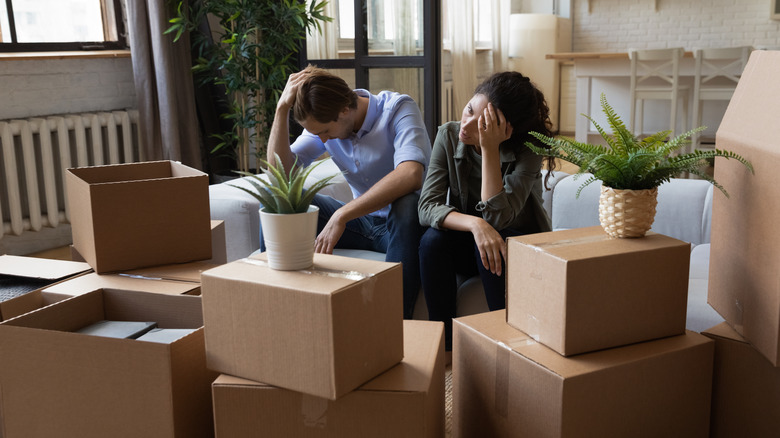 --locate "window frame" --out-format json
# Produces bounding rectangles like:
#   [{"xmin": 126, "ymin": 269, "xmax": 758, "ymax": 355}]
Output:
[{"xmin": 0, "ymin": 0, "xmax": 128, "ymax": 52}]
